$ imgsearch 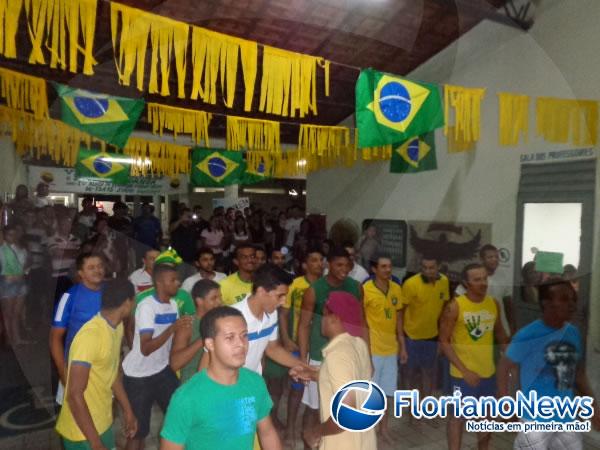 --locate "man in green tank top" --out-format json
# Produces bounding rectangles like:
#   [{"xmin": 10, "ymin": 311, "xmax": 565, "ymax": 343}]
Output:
[
  {"xmin": 298, "ymin": 246, "xmax": 365, "ymax": 447},
  {"xmin": 170, "ymin": 279, "xmax": 223, "ymax": 383}
]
